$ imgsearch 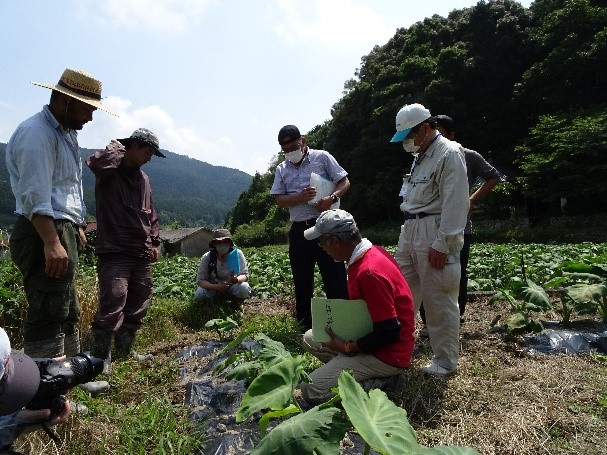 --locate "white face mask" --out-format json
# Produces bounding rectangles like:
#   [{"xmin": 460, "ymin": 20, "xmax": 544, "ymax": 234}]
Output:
[
  {"xmin": 284, "ymin": 148, "xmax": 304, "ymax": 163},
  {"xmin": 402, "ymin": 139, "xmax": 419, "ymax": 154},
  {"xmin": 215, "ymin": 243, "xmax": 231, "ymax": 255}
]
